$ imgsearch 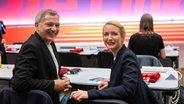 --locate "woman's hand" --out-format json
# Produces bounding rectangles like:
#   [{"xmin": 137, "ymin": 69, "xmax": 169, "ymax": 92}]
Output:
[
  {"xmin": 98, "ymin": 80, "xmax": 108, "ymax": 90},
  {"xmin": 70, "ymin": 89, "xmax": 88, "ymax": 101}
]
